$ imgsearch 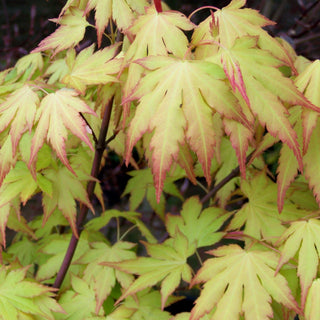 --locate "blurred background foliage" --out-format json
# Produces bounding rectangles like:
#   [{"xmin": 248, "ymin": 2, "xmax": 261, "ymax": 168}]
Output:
[{"xmin": 1, "ymin": 0, "xmax": 319, "ymax": 70}]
